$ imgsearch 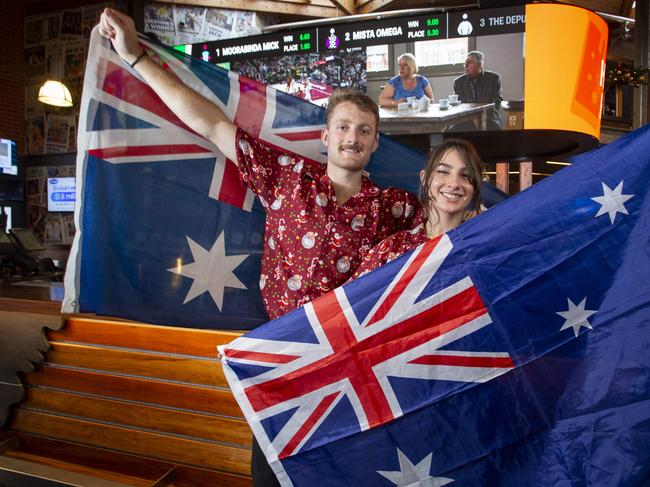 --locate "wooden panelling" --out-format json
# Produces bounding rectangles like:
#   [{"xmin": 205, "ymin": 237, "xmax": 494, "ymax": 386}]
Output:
[
  {"xmin": 0, "ymin": 433, "xmax": 17, "ymax": 453},
  {"xmin": 8, "ymin": 409, "xmax": 251, "ymax": 476},
  {"xmin": 3, "ymin": 311, "xmax": 252, "ymax": 484},
  {"xmin": 357, "ymin": 0, "xmax": 397, "ymax": 14},
  {"xmin": 0, "ymin": 287, "xmax": 62, "ymax": 315},
  {"xmin": 22, "ymin": 365, "xmax": 243, "ymax": 417},
  {"xmin": 330, "ymin": 0, "xmax": 356, "ymax": 15},
  {"xmin": 48, "ymin": 317, "xmax": 240, "ymax": 358},
  {"xmin": 5, "ymin": 434, "xmax": 172, "ymax": 486},
  {"xmin": 21, "ymin": 388, "xmax": 252, "ymax": 447},
  {"xmin": 173, "ymin": 465, "xmax": 252, "ymax": 487},
  {"xmin": 6, "ymin": 433, "xmax": 251, "ymax": 486},
  {"xmin": 45, "ymin": 342, "xmax": 227, "ymax": 387},
  {"xmin": 0, "ymin": 455, "xmax": 136, "ymax": 487}
]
